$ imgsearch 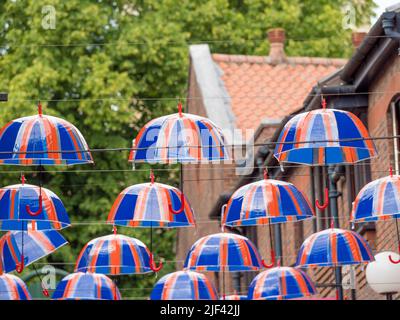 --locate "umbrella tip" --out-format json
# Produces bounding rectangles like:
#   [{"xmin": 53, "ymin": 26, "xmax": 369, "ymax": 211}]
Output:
[
  {"xmin": 178, "ymin": 101, "xmax": 183, "ymax": 117},
  {"xmin": 38, "ymin": 101, "xmax": 43, "ymax": 116}
]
